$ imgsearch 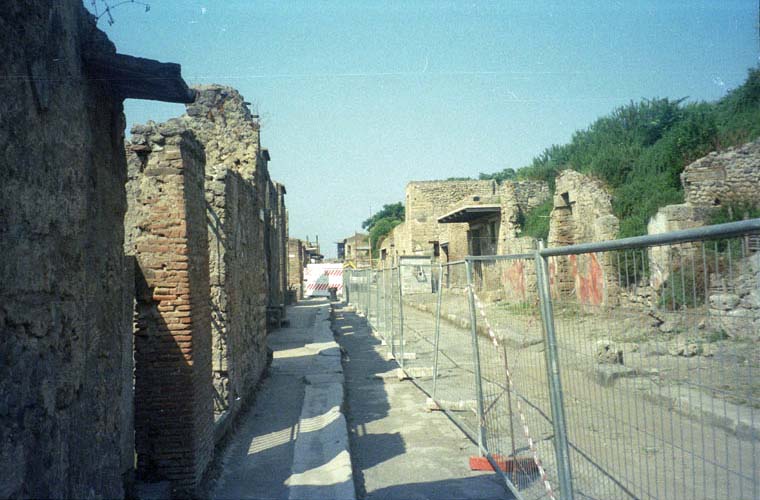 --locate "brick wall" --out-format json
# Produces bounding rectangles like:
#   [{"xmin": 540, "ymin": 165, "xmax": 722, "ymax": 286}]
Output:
[{"xmin": 125, "ymin": 123, "xmax": 213, "ymax": 494}]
